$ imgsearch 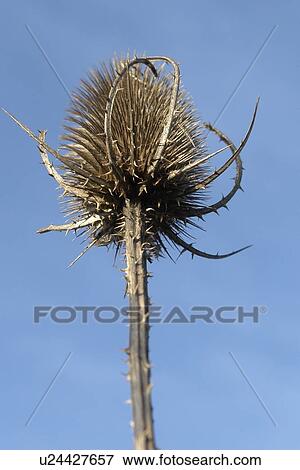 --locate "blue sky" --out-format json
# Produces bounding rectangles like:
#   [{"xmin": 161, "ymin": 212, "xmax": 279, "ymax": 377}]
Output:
[{"xmin": 0, "ymin": 0, "xmax": 299, "ymax": 450}]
